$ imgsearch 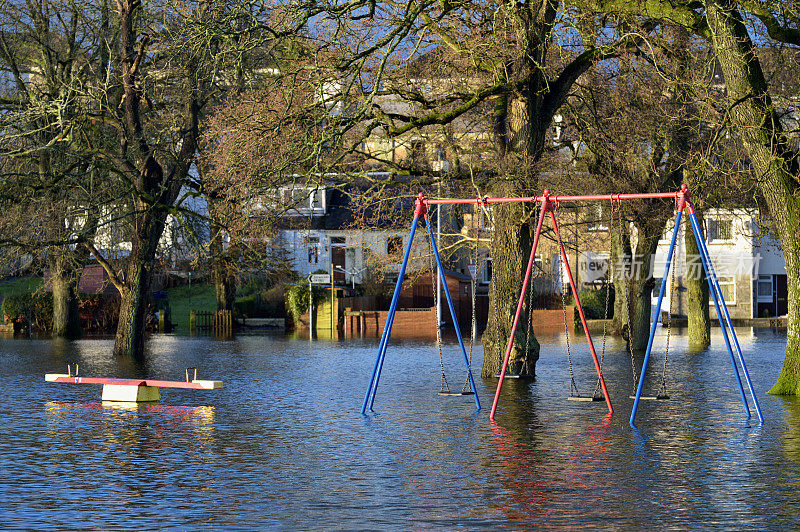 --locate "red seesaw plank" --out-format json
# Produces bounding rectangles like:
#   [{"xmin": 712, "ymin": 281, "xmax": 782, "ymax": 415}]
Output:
[{"xmin": 45, "ymin": 375, "xmax": 222, "ymax": 389}]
